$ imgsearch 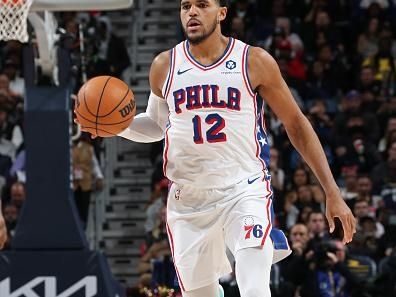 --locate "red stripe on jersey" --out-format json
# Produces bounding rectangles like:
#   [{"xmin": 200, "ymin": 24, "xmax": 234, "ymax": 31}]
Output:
[
  {"xmin": 163, "ymin": 119, "xmax": 171, "ymax": 177},
  {"xmin": 164, "ymin": 49, "xmax": 177, "ymax": 99},
  {"xmin": 182, "ymin": 38, "xmax": 235, "ymax": 71},
  {"xmin": 261, "ymin": 105, "xmax": 266, "ymax": 131},
  {"xmin": 265, "ymin": 178, "xmax": 273, "ymax": 199},
  {"xmin": 242, "ymin": 45, "xmax": 255, "ymax": 98},
  {"xmin": 166, "ymin": 223, "xmax": 186, "ymax": 292}
]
